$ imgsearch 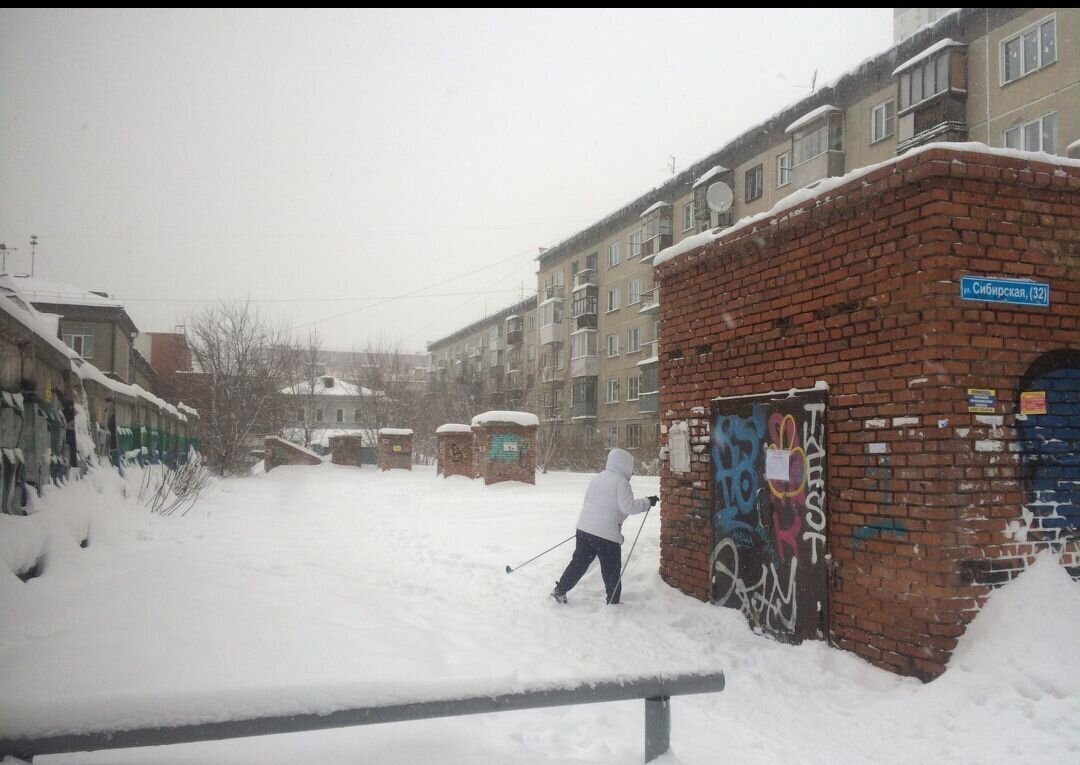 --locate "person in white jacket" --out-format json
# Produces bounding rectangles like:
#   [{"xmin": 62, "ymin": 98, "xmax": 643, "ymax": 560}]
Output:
[{"xmin": 550, "ymin": 448, "xmax": 658, "ymax": 605}]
